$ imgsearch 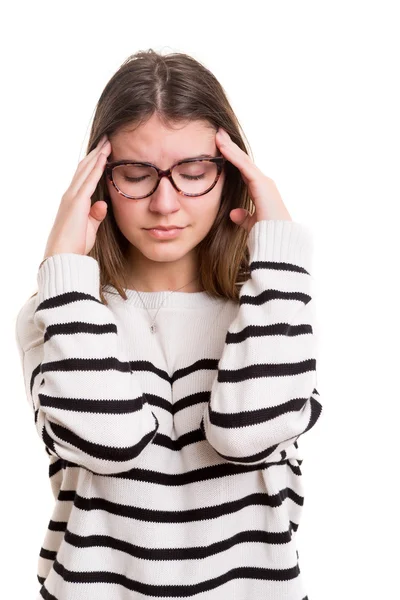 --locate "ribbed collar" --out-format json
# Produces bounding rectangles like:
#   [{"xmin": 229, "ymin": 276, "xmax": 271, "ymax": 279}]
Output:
[{"xmin": 103, "ymin": 285, "xmax": 229, "ymax": 309}]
